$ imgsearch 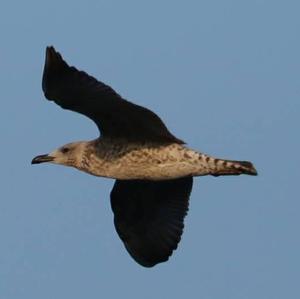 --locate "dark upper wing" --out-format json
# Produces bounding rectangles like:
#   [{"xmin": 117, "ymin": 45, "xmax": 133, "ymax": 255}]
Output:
[
  {"xmin": 110, "ymin": 177, "xmax": 193, "ymax": 267},
  {"xmin": 42, "ymin": 46, "xmax": 183, "ymax": 144}
]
